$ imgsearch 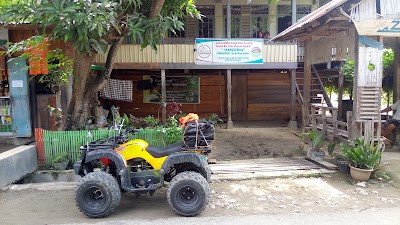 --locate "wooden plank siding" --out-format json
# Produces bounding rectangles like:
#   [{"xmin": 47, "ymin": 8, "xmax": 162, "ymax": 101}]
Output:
[
  {"xmin": 111, "ymin": 70, "xmax": 226, "ymax": 119},
  {"xmin": 247, "ymin": 71, "xmax": 301, "ymax": 121},
  {"xmin": 93, "ymin": 43, "xmax": 298, "ymax": 65},
  {"xmin": 109, "ymin": 70, "xmax": 301, "ymax": 122}
]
